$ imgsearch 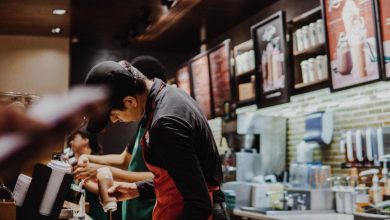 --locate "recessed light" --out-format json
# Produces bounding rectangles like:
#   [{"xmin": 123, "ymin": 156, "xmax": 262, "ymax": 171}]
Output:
[
  {"xmin": 52, "ymin": 9, "xmax": 67, "ymax": 15},
  {"xmin": 51, "ymin": 27, "xmax": 61, "ymax": 34},
  {"xmin": 71, "ymin": 37, "xmax": 79, "ymax": 43}
]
